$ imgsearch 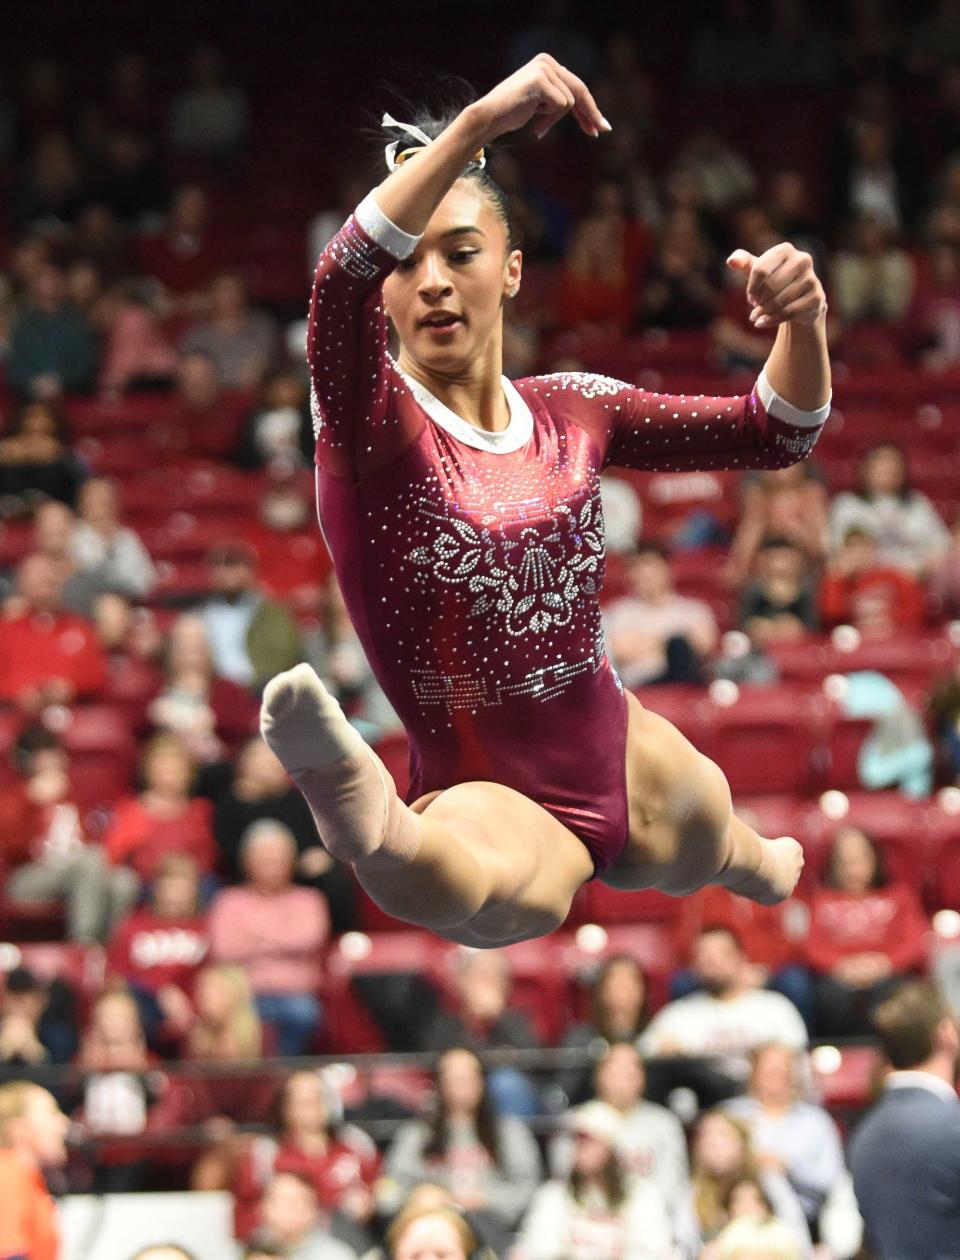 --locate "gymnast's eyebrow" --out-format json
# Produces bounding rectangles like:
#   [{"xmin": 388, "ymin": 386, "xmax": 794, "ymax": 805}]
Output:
[{"xmin": 438, "ymin": 225, "xmax": 486, "ymax": 239}]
